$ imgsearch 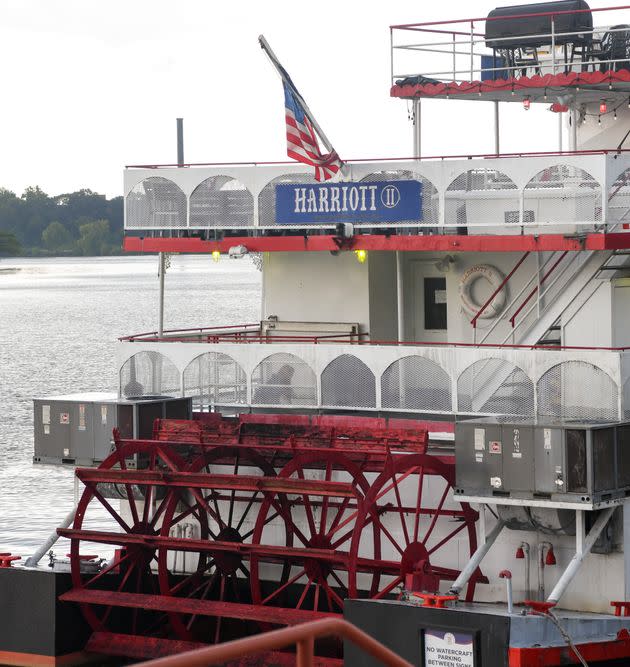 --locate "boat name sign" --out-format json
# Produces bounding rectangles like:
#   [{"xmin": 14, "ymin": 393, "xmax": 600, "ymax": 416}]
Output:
[{"xmin": 275, "ymin": 180, "xmax": 423, "ymax": 224}]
